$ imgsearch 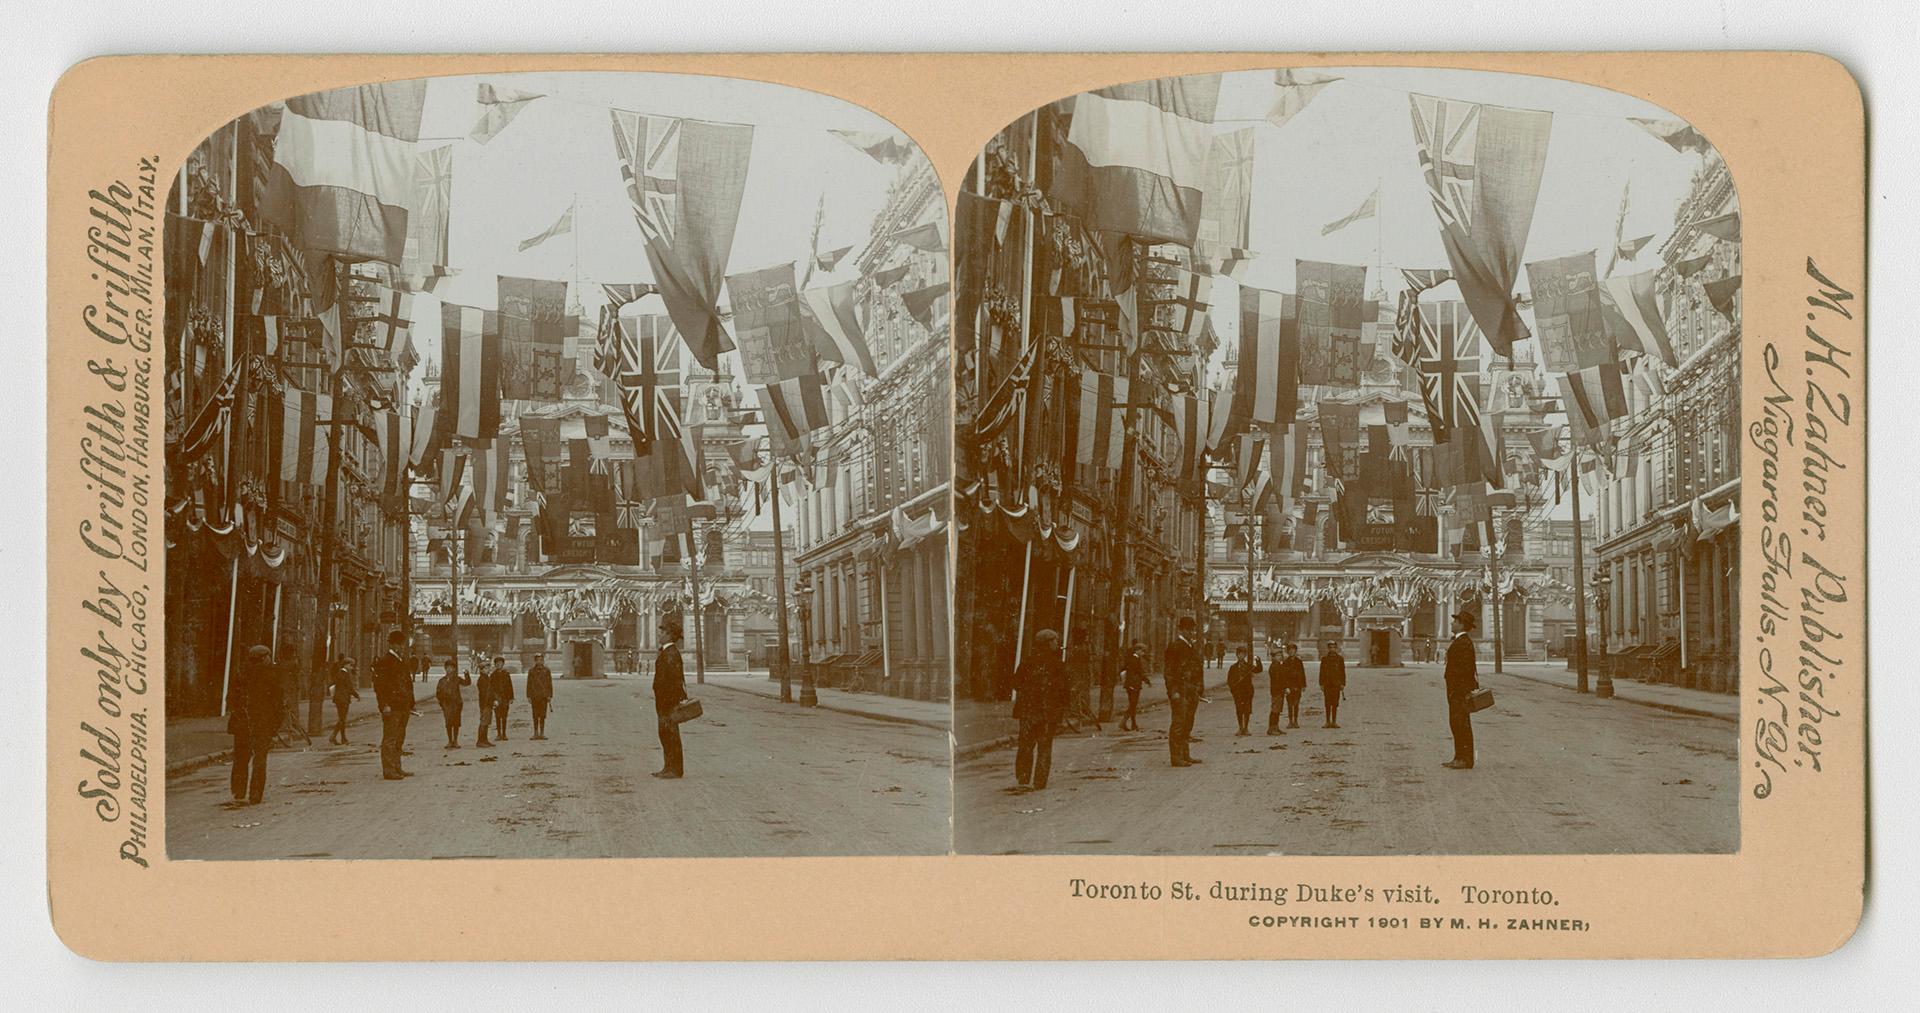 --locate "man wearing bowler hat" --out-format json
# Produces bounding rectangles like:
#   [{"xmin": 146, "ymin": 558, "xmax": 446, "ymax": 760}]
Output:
[{"xmin": 1443, "ymin": 609, "xmax": 1481, "ymax": 769}]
